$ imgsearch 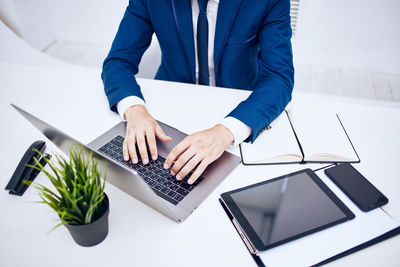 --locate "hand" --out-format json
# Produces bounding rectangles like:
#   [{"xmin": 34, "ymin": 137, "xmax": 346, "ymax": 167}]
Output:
[
  {"xmin": 164, "ymin": 124, "xmax": 234, "ymax": 184},
  {"xmin": 123, "ymin": 105, "xmax": 172, "ymax": 164}
]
